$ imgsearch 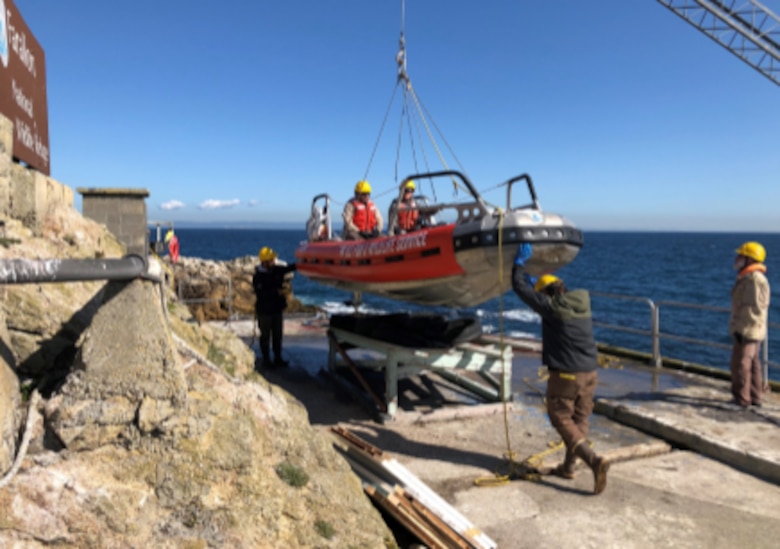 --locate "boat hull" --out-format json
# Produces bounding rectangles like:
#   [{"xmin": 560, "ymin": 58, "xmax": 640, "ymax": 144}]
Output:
[{"xmin": 295, "ymin": 213, "xmax": 582, "ymax": 308}]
